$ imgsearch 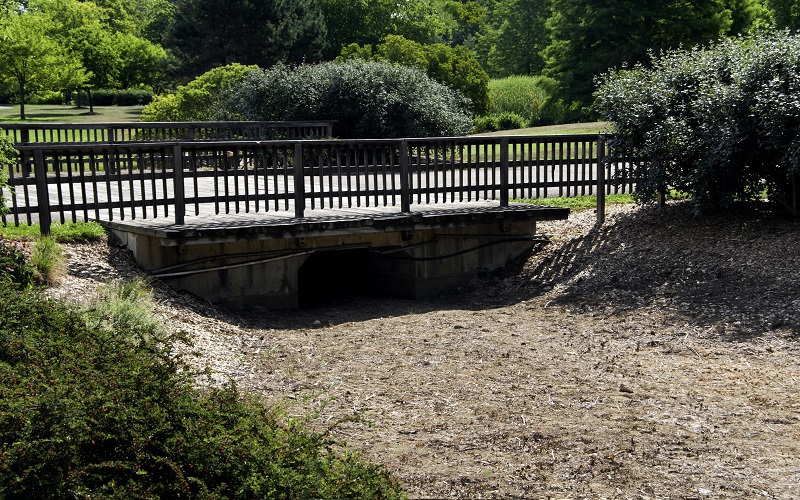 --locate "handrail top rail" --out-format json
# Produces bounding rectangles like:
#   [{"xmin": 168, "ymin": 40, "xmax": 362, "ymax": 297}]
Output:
[
  {"xmin": 0, "ymin": 120, "xmax": 337, "ymax": 131},
  {"xmin": 13, "ymin": 133, "xmax": 610, "ymax": 153}
]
